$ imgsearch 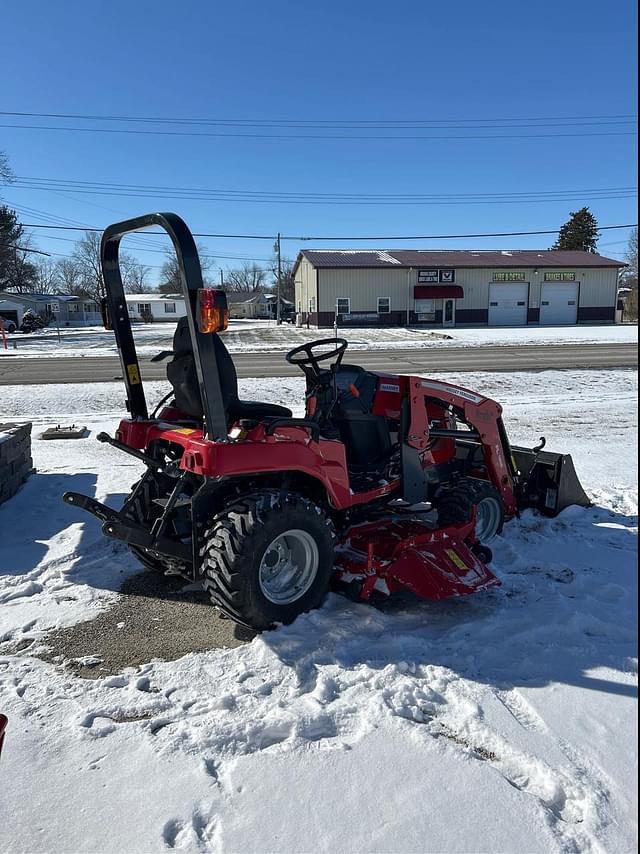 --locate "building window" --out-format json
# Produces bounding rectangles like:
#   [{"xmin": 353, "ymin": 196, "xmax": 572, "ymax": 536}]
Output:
[
  {"xmin": 308, "ymin": 297, "xmax": 316, "ymax": 313},
  {"xmin": 163, "ymin": 302, "xmax": 176, "ymax": 313},
  {"xmin": 45, "ymin": 303, "xmax": 59, "ymax": 314},
  {"xmin": 415, "ymin": 298, "xmax": 436, "ymax": 322},
  {"xmin": 377, "ymin": 297, "xmax": 391, "ymax": 314},
  {"xmin": 336, "ymin": 297, "xmax": 350, "ymax": 315},
  {"xmin": 83, "ymin": 302, "xmax": 94, "ymax": 313},
  {"xmin": 137, "ymin": 303, "xmax": 152, "ymax": 315},
  {"xmin": 68, "ymin": 303, "xmax": 80, "ymax": 313}
]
